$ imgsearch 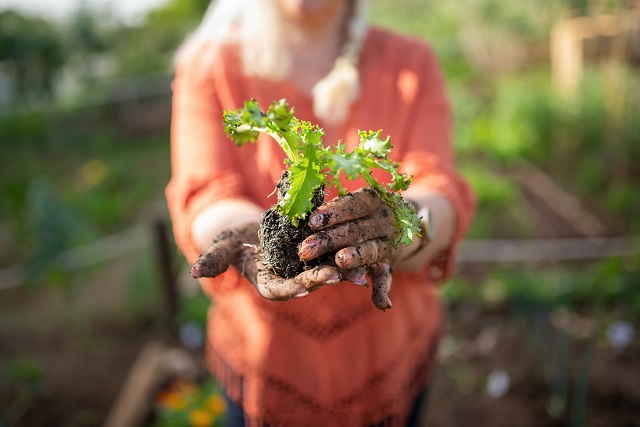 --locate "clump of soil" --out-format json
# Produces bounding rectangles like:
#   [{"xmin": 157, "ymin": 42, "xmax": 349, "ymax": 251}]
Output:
[{"xmin": 260, "ymin": 171, "xmax": 326, "ymax": 278}]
